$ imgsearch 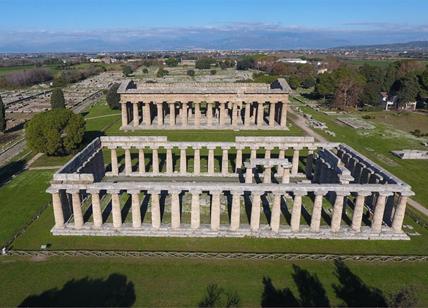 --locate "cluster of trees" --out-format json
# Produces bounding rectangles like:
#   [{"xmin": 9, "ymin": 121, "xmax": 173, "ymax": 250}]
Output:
[
  {"xmin": 53, "ymin": 65, "xmax": 105, "ymax": 87},
  {"xmin": 0, "ymin": 68, "xmax": 53, "ymax": 88},
  {"xmin": 122, "ymin": 61, "xmax": 146, "ymax": 77},
  {"xmin": 165, "ymin": 57, "xmax": 180, "ymax": 67},
  {"xmin": 314, "ymin": 60, "xmax": 428, "ymax": 110},
  {"xmin": 195, "ymin": 58, "xmax": 217, "ymax": 69},
  {"xmin": 25, "ymin": 109, "xmax": 85, "ymax": 156},
  {"xmin": 236, "ymin": 56, "xmax": 256, "ymax": 70},
  {"xmin": 106, "ymin": 83, "xmax": 120, "ymax": 109},
  {"xmin": 156, "ymin": 67, "xmax": 169, "ymax": 78}
]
